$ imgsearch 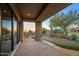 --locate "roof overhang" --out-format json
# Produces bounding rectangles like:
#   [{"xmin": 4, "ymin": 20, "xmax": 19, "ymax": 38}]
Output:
[{"xmin": 9, "ymin": 3, "xmax": 71, "ymax": 22}]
